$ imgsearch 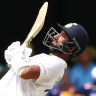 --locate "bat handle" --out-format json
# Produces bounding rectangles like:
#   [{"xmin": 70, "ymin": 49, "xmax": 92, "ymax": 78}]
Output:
[
  {"xmin": 20, "ymin": 42, "xmax": 28, "ymax": 53},
  {"xmin": 20, "ymin": 36, "xmax": 33, "ymax": 53}
]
